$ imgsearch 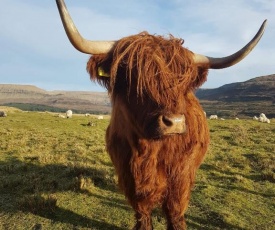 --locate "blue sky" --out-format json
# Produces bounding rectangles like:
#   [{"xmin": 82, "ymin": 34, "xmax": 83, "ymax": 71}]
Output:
[{"xmin": 0, "ymin": 0, "xmax": 274, "ymax": 92}]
